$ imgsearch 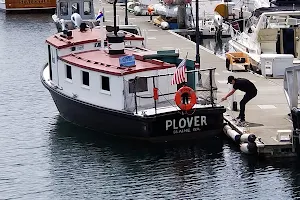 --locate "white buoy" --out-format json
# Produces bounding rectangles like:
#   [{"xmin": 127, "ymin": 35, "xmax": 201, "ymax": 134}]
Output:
[
  {"xmin": 240, "ymin": 133, "xmax": 257, "ymax": 143},
  {"xmin": 71, "ymin": 13, "xmax": 83, "ymax": 28},
  {"xmin": 240, "ymin": 143, "xmax": 257, "ymax": 154},
  {"xmin": 223, "ymin": 125, "xmax": 241, "ymax": 143},
  {"xmin": 161, "ymin": 22, "xmax": 169, "ymax": 30},
  {"xmin": 133, "ymin": 6, "xmax": 142, "ymax": 16}
]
